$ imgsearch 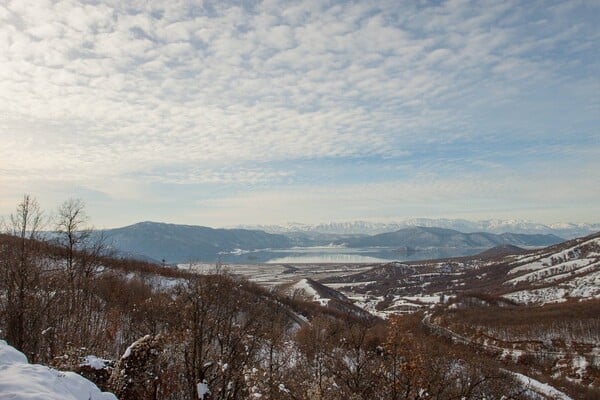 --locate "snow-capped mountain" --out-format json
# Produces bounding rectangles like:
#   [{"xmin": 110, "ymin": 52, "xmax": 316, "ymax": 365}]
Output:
[{"xmin": 234, "ymin": 219, "xmax": 599, "ymax": 239}]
